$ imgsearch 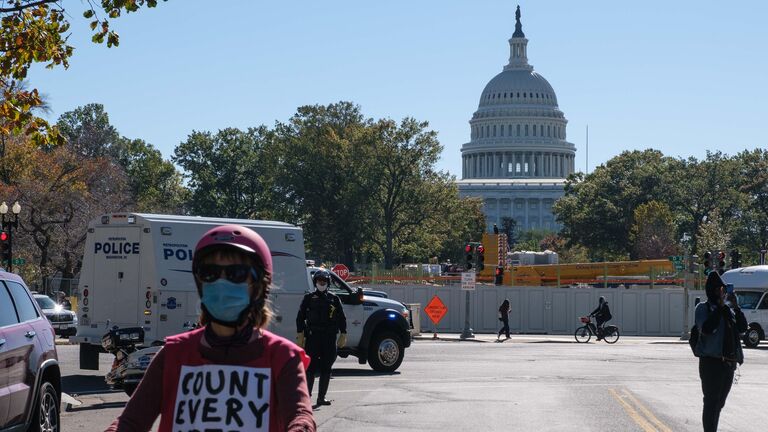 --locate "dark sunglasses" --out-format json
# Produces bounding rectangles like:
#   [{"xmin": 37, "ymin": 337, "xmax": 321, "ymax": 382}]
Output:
[{"xmin": 196, "ymin": 264, "xmax": 257, "ymax": 284}]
